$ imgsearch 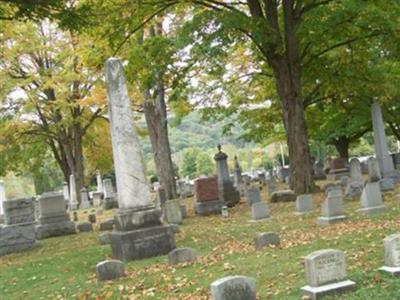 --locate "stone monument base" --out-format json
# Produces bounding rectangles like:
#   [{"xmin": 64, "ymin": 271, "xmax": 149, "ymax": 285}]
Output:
[
  {"xmin": 301, "ymin": 280, "xmax": 356, "ymax": 299},
  {"xmin": 35, "ymin": 221, "xmax": 76, "ymax": 240},
  {"xmin": 379, "ymin": 266, "xmax": 400, "ymax": 276},
  {"xmin": 327, "ymin": 169, "xmax": 349, "ymax": 181},
  {"xmin": 0, "ymin": 223, "xmax": 37, "ymax": 256},
  {"xmin": 357, "ymin": 205, "xmax": 387, "ymax": 217},
  {"xmin": 317, "ymin": 215, "xmax": 347, "ymax": 226},
  {"xmin": 194, "ymin": 199, "xmax": 223, "ymax": 215},
  {"xmin": 109, "ymin": 225, "xmax": 175, "ymax": 261}
]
